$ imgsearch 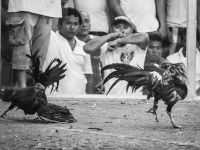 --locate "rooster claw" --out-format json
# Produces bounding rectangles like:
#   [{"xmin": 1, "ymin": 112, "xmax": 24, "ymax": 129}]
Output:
[
  {"xmin": 146, "ymin": 108, "xmax": 156, "ymax": 115},
  {"xmin": 173, "ymin": 124, "xmax": 183, "ymax": 129},
  {"xmin": 0, "ymin": 113, "xmax": 6, "ymax": 118},
  {"xmin": 146, "ymin": 108, "xmax": 159, "ymax": 122}
]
